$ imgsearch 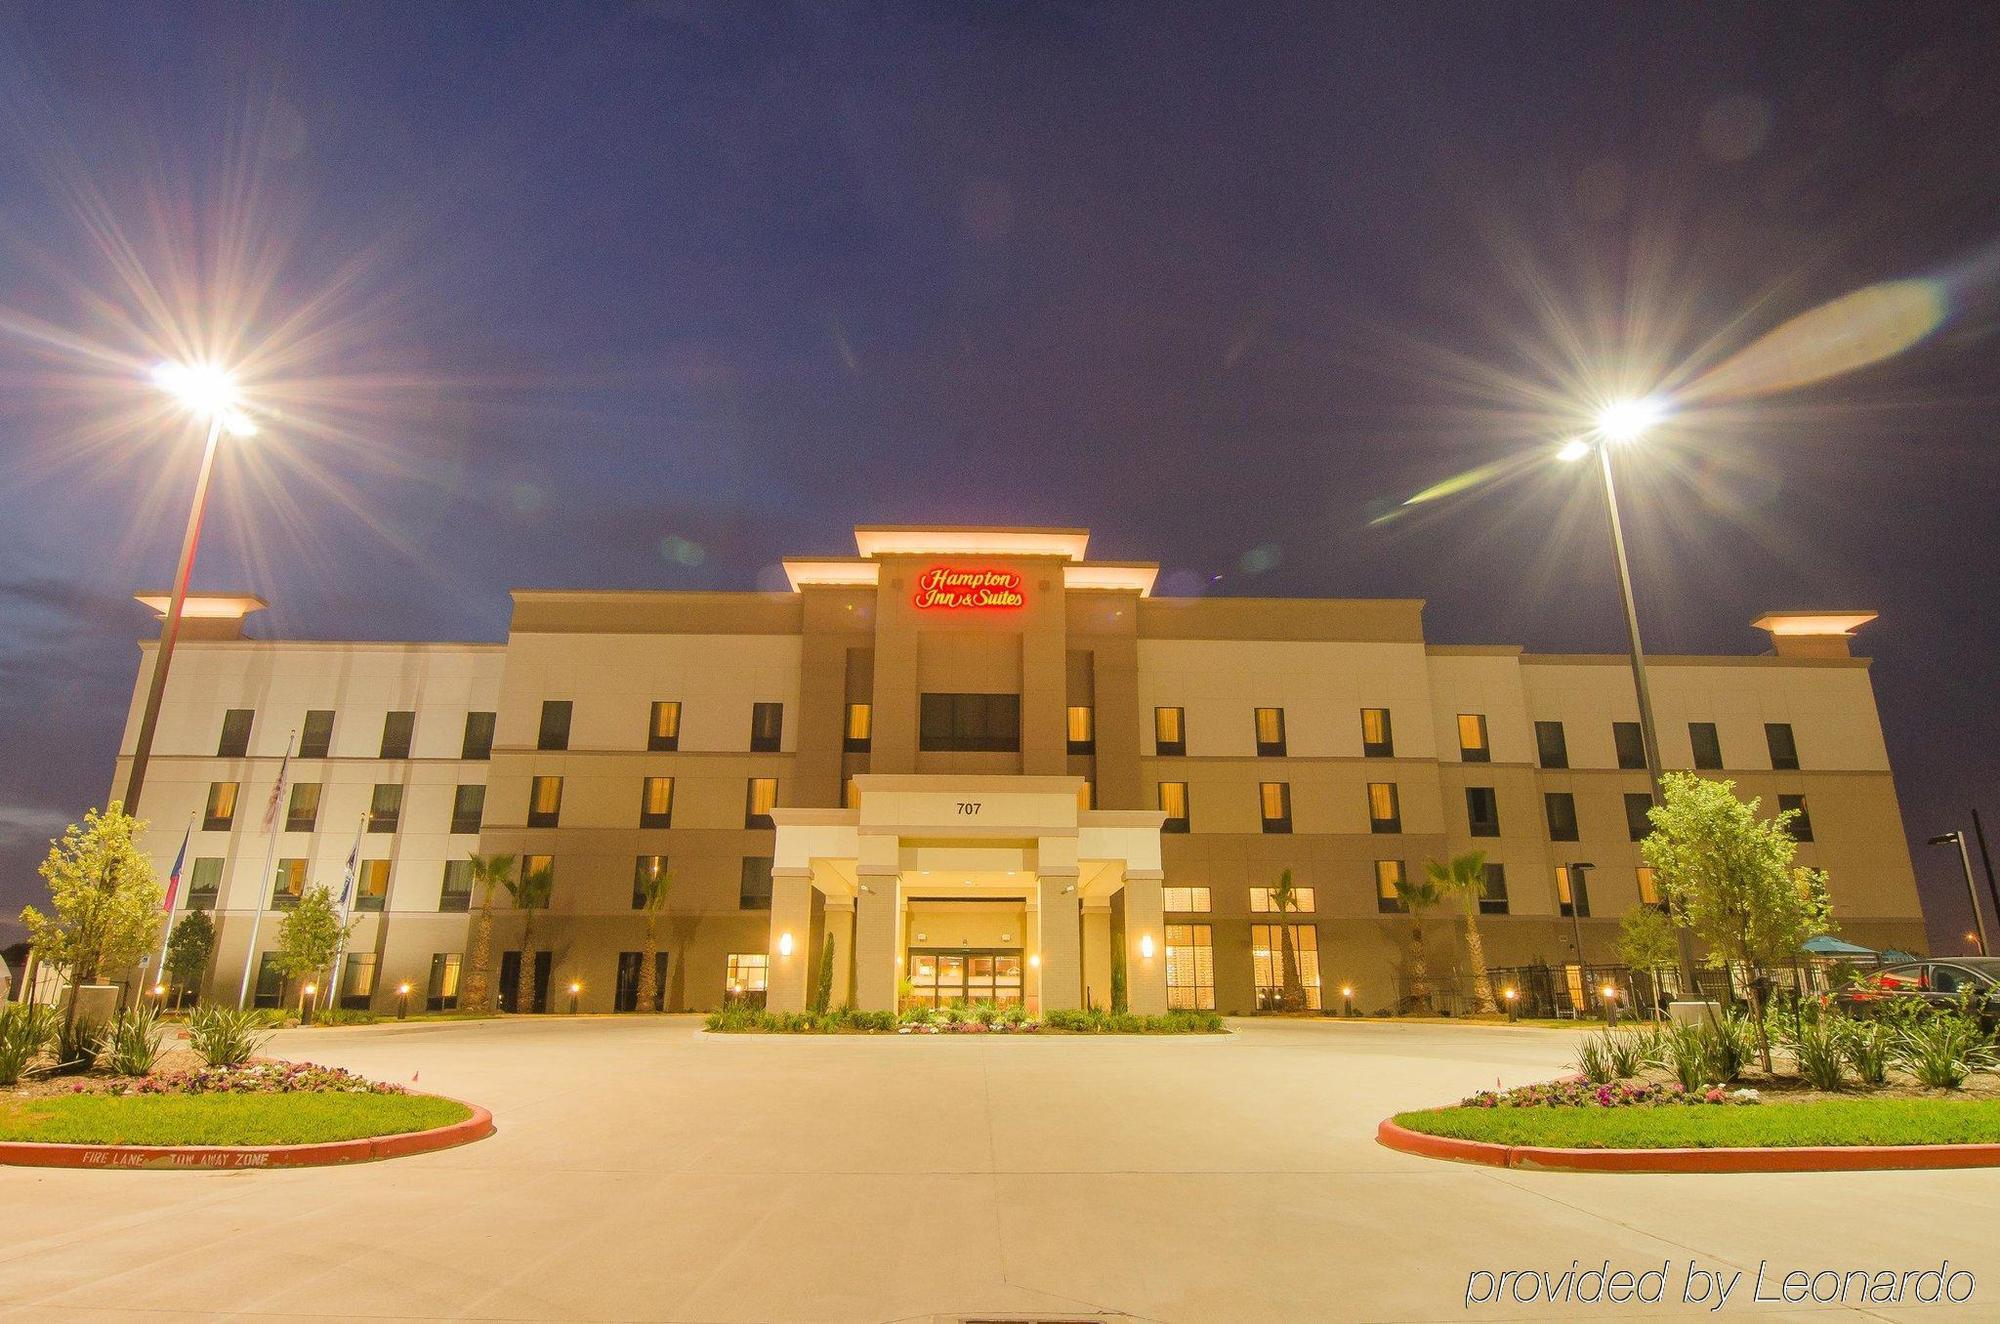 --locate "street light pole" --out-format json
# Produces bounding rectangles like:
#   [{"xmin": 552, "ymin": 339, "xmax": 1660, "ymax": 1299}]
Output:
[
  {"xmin": 1585, "ymin": 435, "xmax": 1706, "ymax": 1006},
  {"xmin": 1930, "ymin": 831, "xmax": 1989, "ymax": 955},
  {"xmin": 122, "ymin": 411, "xmax": 225, "ymax": 816}
]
